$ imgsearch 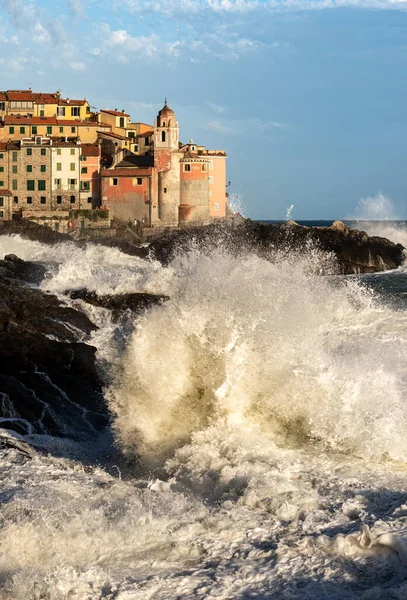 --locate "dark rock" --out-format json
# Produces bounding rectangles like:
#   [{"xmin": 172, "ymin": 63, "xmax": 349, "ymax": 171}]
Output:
[
  {"xmin": 0, "ymin": 253, "xmax": 47, "ymax": 284},
  {"xmin": 147, "ymin": 220, "xmax": 405, "ymax": 275},
  {"xmin": 67, "ymin": 288, "xmax": 168, "ymax": 316},
  {"xmin": 0, "ymin": 258, "xmax": 108, "ymax": 441}
]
